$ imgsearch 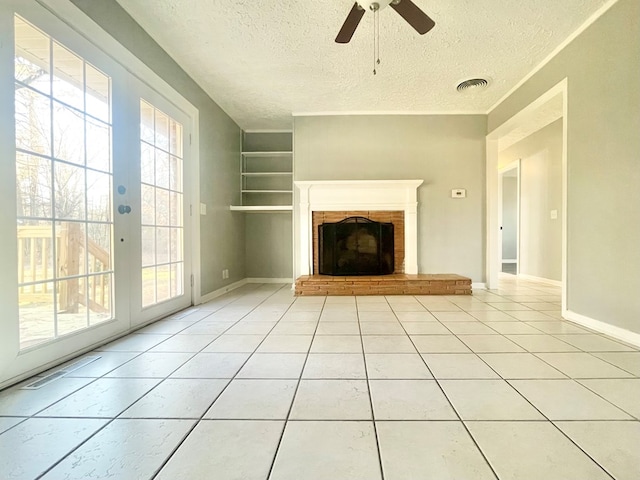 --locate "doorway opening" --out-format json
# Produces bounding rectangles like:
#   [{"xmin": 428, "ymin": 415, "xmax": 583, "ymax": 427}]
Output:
[
  {"xmin": 499, "ymin": 164, "xmax": 519, "ymax": 275},
  {"xmin": 486, "ymin": 79, "xmax": 567, "ymax": 311}
]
